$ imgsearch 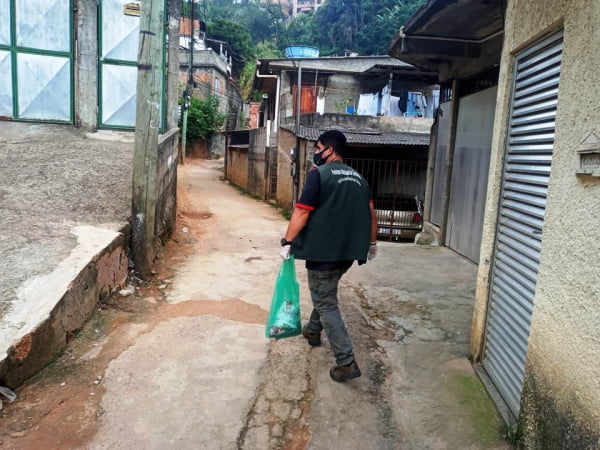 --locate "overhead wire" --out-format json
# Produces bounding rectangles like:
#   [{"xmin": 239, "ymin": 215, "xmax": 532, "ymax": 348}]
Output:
[
  {"xmin": 265, "ymin": 0, "xmax": 296, "ymax": 69},
  {"xmin": 189, "ymin": 78, "xmax": 245, "ymax": 103},
  {"xmin": 179, "ymin": 2, "xmax": 244, "ymax": 122}
]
